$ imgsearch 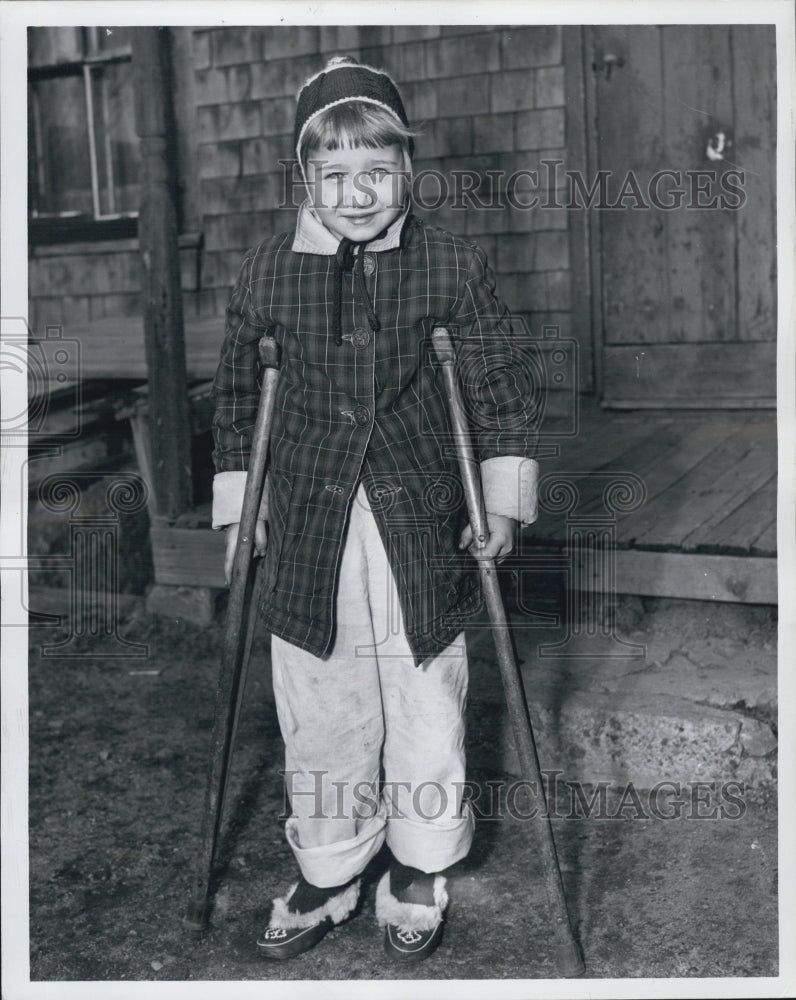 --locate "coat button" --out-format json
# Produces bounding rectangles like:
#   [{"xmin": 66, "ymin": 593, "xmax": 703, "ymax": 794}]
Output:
[
  {"xmin": 351, "ymin": 327, "xmax": 370, "ymax": 349},
  {"xmin": 353, "ymin": 404, "xmax": 371, "ymax": 426},
  {"xmin": 362, "ymin": 253, "xmax": 376, "ymax": 276}
]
